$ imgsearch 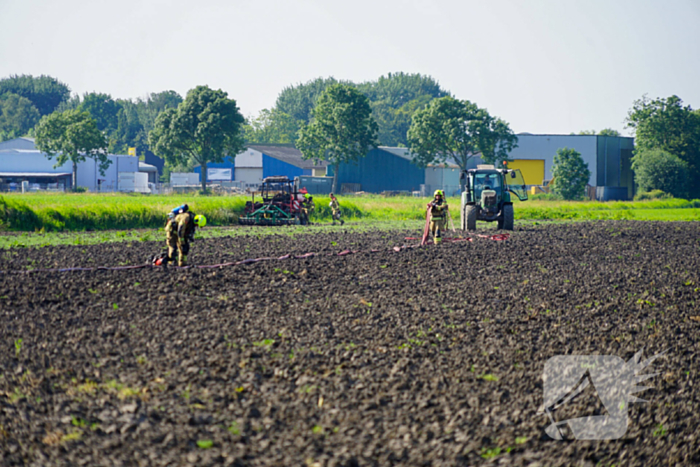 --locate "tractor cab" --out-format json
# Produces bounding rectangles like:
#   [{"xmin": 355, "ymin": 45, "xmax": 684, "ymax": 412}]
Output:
[{"xmin": 460, "ymin": 164, "xmax": 528, "ymax": 231}]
